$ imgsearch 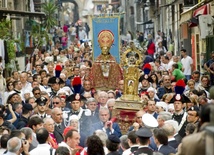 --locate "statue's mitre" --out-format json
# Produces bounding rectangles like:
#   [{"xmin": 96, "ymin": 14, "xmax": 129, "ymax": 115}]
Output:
[{"xmin": 98, "ymin": 30, "xmax": 114, "ymax": 48}]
